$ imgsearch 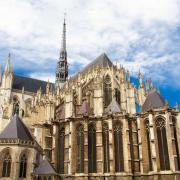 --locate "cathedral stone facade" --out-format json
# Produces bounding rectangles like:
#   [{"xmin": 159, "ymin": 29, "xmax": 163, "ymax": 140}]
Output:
[{"xmin": 0, "ymin": 20, "xmax": 180, "ymax": 180}]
